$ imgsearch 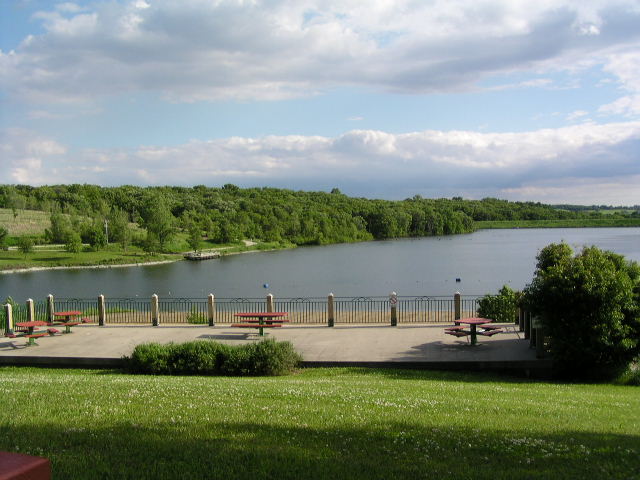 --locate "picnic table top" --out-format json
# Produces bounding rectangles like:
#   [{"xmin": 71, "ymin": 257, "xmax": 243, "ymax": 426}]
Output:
[
  {"xmin": 15, "ymin": 321, "xmax": 49, "ymax": 327},
  {"xmin": 457, "ymin": 317, "xmax": 493, "ymax": 325},
  {"xmin": 234, "ymin": 312, "xmax": 288, "ymax": 318},
  {"xmin": 53, "ymin": 310, "xmax": 83, "ymax": 316}
]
